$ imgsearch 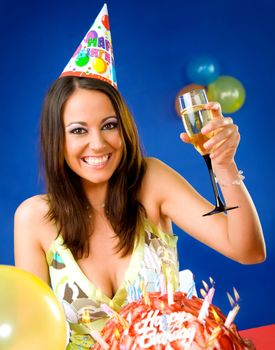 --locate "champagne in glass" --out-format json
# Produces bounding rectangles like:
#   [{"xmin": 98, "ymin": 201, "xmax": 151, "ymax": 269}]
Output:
[
  {"xmin": 178, "ymin": 89, "xmax": 238, "ymax": 216},
  {"xmin": 180, "ymin": 104, "xmax": 213, "ymax": 155}
]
